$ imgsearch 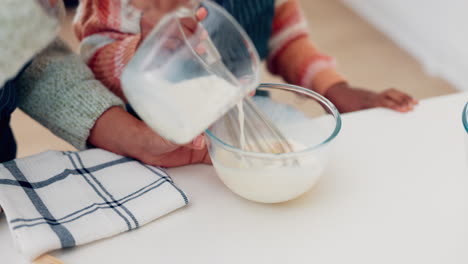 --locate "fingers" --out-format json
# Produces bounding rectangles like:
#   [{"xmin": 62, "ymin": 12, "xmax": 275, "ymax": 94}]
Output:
[
  {"xmin": 192, "ymin": 134, "xmax": 206, "ymax": 150},
  {"xmin": 385, "ymin": 88, "xmax": 416, "ymax": 105},
  {"xmin": 160, "ymin": 15, "xmax": 207, "ymax": 54},
  {"xmin": 180, "ymin": 16, "xmax": 208, "ymax": 40},
  {"xmin": 196, "ymin": 7, "xmax": 208, "ymax": 21},
  {"xmin": 137, "ymin": 2, "xmax": 208, "ymax": 40},
  {"xmin": 179, "ymin": 16, "xmax": 198, "ymax": 34},
  {"xmin": 202, "ymin": 149, "xmax": 212, "ymax": 164},
  {"xmin": 162, "ymin": 37, "xmax": 183, "ymax": 51},
  {"xmin": 190, "ymin": 148, "xmax": 211, "ymax": 165},
  {"xmin": 137, "ymin": 134, "xmax": 209, "ymax": 167},
  {"xmin": 379, "ymin": 88, "xmax": 418, "ymax": 112},
  {"xmin": 185, "ymin": 134, "xmax": 206, "ymax": 150},
  {"xmin": 378, "ymin": 97, "xmax": 403, "ymax": 112},
  {"xmin": 180, "ymin": 5, "xmax": 209, "ymax": 35},
  {"xmin": 143, "ymin": 147, "xmax": 210, "ymax": 168},
  {"xmin": 159, "ymin": 27, "xmax": 206, "ymax": 55}
]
